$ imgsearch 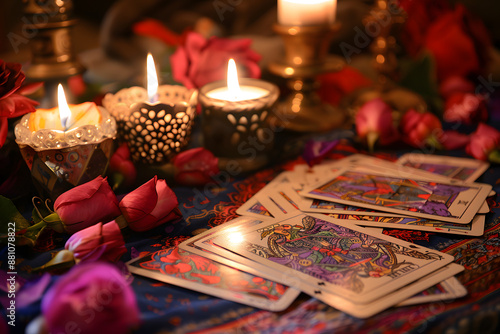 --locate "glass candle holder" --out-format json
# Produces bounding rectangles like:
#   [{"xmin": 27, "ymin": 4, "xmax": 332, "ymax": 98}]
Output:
[
  {"xmin": 102, "ymin": 85, "xmax": 197, "ymax": 164},
  {"xmin": 14, "ymin": 106, "xmax": 117, "ymax": 200},
  {"xmin": 199, "ymin": 78, "xmax": 280, "ymax": 171}
]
